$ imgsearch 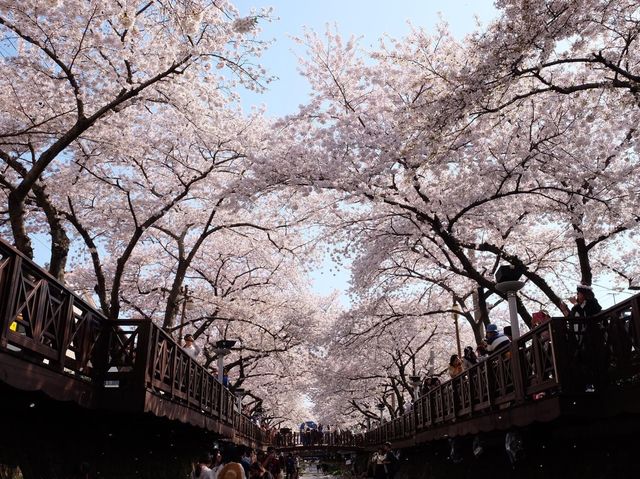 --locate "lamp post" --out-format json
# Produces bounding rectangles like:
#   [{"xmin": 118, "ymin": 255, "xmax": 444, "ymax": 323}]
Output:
[
  {"xmin": 376, "ymin": 403, "xmax": 385, "ymax": 427},
  {"xmin": 177, "ymin": 285, "xmax": 194, "ymax": 345},
  {"xmin": 409, "ymin": 375, "xmax": 421, "ymax": 401},
  {"xmin": 214, "ymin": 339, "xmax": 236, "ymax": 385},
  {"xmin": 495, "ymin": 265, "xmax": 525, "ymax": 340},
  {"xmin": 452, "ymin": 298, "xmax": 462, "ymax": 358}
]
